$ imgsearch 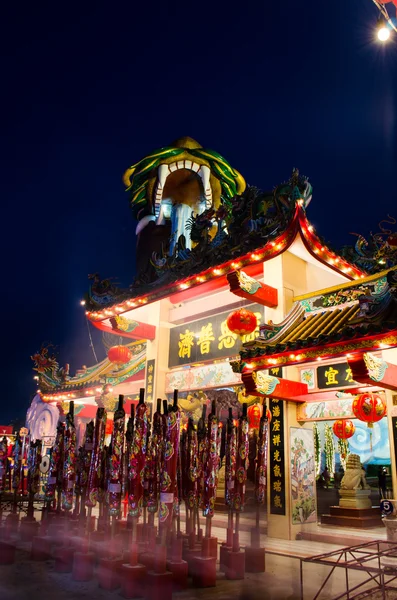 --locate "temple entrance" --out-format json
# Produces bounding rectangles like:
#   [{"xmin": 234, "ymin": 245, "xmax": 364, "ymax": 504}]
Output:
[{"xmin": 313, "ymin": 418, "xmax": 391, "ymax": 524}]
